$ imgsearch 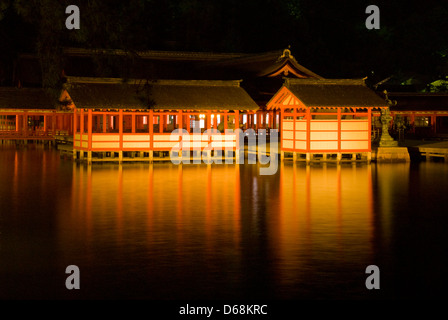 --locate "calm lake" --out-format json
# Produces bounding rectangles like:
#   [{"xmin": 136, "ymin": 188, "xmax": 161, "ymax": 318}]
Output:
[{"xmin": 1, "ymin": 143, "xmax": 447, "ymax": 300}]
